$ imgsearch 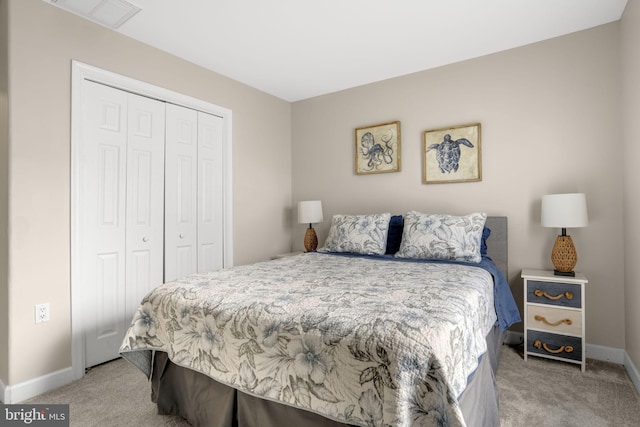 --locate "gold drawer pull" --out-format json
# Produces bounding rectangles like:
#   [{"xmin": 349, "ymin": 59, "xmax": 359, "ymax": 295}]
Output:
[
  {"xmin": 533, "ymin": 340, "xmax": 574, "ymax": 354},
  {"xmin": 534, "ymin": 289, "xmax": 573, "ymax": 300},
  {"xmin": 534, "ymin": 315, "xmax": 572, "ymax": 327}
]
